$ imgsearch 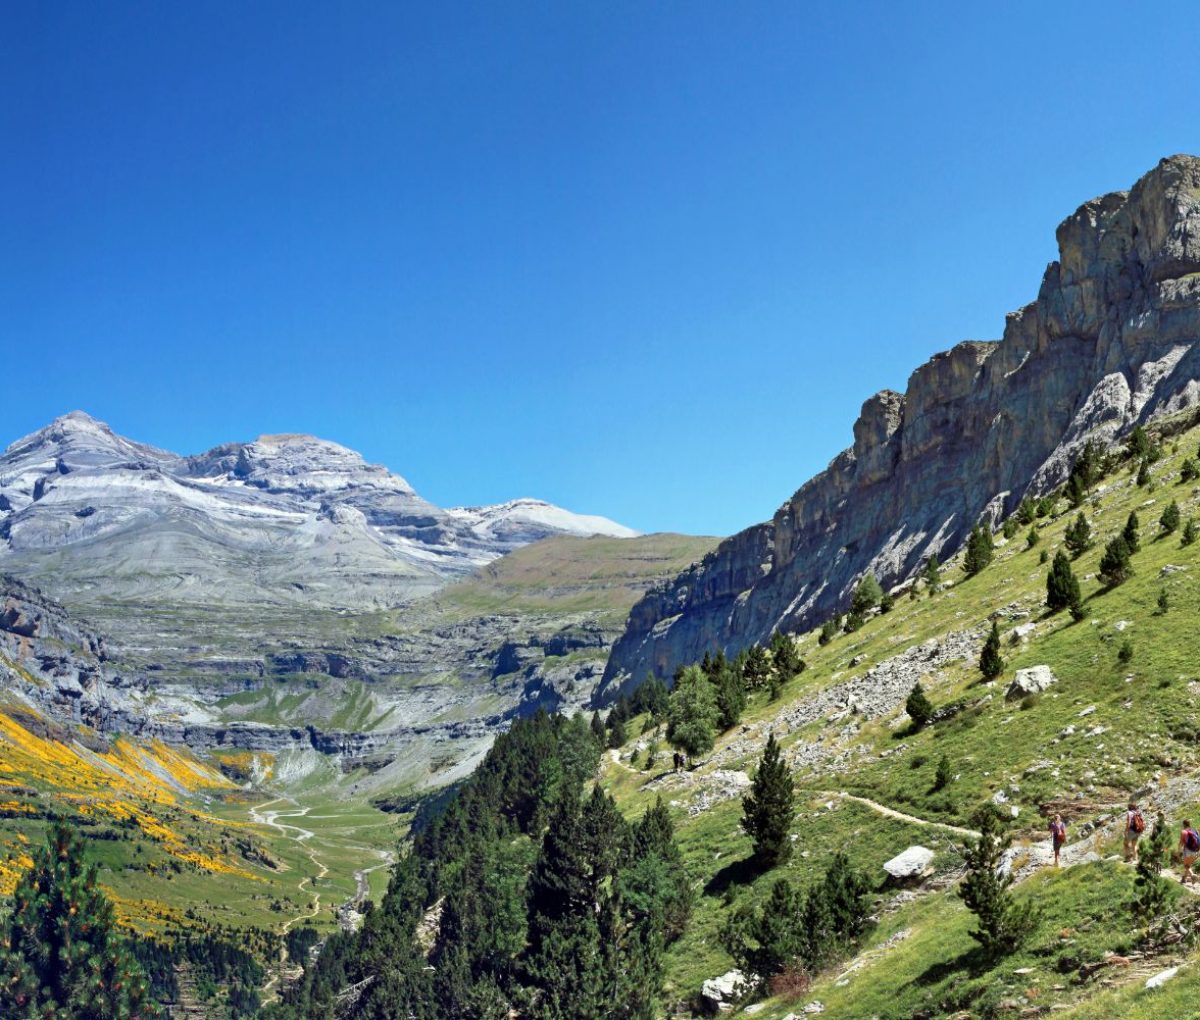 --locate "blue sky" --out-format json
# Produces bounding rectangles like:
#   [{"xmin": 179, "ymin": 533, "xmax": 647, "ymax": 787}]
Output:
[{"xmin": 2, "ymin": 3, "xmax": 1198, "ymax": 536}]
